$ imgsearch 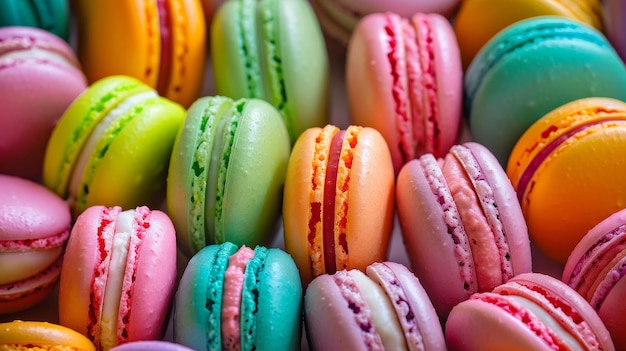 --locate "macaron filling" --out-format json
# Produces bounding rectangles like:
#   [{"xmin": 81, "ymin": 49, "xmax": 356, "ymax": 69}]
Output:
[
  {"xmin": 240, "ymin": 246, "xmax": 269, "ymax": 349},
  {"xmin": 0, "ymin": 255, "xmax": 62, "ymax": 301},
  {"xmin": 322, "ymin": 130, "xmax": 345, "ymax": 274},
  {"xmin": 221, "ymin": 245, "xmax": 255, "ymax": 350},
  {"xmin": 156, "ymin": 0, "xmax": 173, "ymax": 96},
  {"xmin": 565, "ymin": 223, "xmax": 626, "ymax": 309},
  {"xmin": 418, "ymin": 153, "xmax": 476, "ymax": 294},
  {"xmin": 67, "ymin": 90, "xmax": 158, "ymax": 210},
  {"xmin": 0, "ymin": 35, "xmax": 78, "ymax": 68}
]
